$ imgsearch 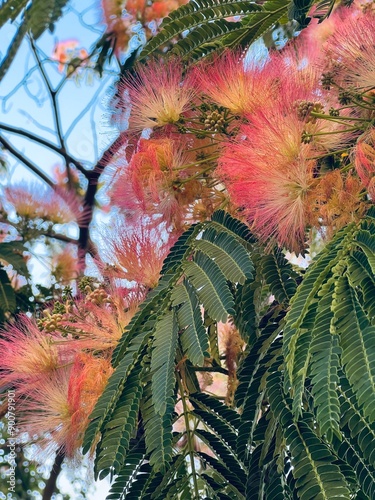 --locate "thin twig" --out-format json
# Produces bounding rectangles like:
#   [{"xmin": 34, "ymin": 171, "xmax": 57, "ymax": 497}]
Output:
[
  {"xmin": 42, "ymin": 448, "xmax": 65, "ymax": 500},
  {"xmin": 0, "ymin": 134, "xmax": 54, "ymax": 188},
  {"xmin": 78, "ymin": 133, "xmax": 126, "ymax": 252},
  {"xmin": 29, "ymin": 39, "xmax": 73, "ymax": 185},
  {"xmin": 0, "ymin": 123, "xmax": 88, "ymax": 176},
  {"xmin": 190, "ymin": 366, "xmax": 229, "ymax": 375}
]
